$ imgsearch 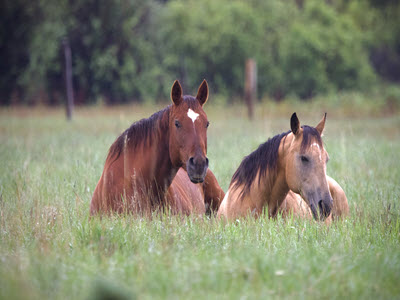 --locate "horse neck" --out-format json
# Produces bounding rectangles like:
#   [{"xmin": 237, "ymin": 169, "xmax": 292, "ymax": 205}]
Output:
[
  {"xmin": 152, "ymin": 131, "xmax": 178, "ymax": 195},
  {"xmin": 129, "ymin": 109, "xmax": 178, "ymax": 198},
  {"xmin": 259, "ymin": 133, "xmax": 293, "ymax": 217}
]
